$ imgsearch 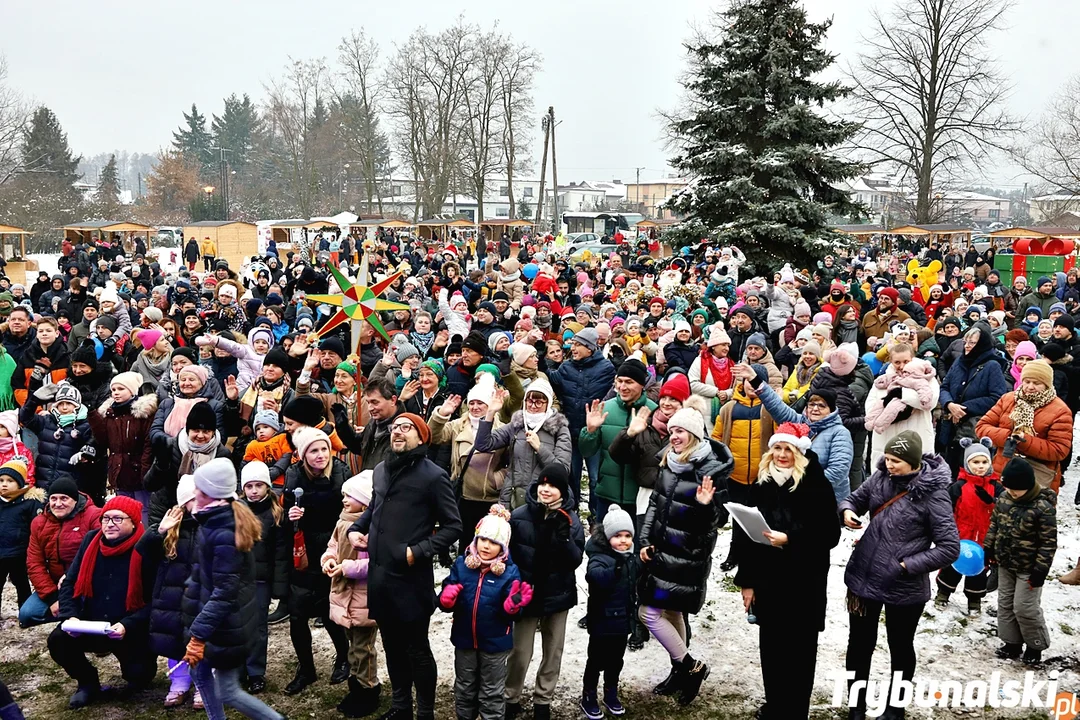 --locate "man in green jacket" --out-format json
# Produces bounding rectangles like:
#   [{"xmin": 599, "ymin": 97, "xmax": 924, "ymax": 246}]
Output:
[{"xmin": 579, "ymin": 358, "xmax": 657, "ymax": 527}]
